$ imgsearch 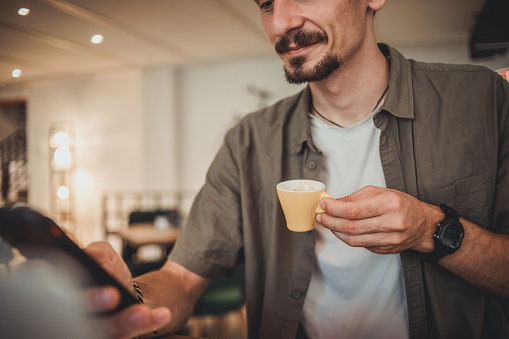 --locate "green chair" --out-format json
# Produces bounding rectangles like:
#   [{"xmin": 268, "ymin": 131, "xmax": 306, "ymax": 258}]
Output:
[
  {"xmin": 123, "ymin": 209, "xmax": 181, "ymax": 277},
  {"xmin": 189, "ymin": 265, "xmax": 246, "ymax": 338},
  {"xmin": 128, "ymin": 209, "xmax": 181, "ymax": 227}
]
